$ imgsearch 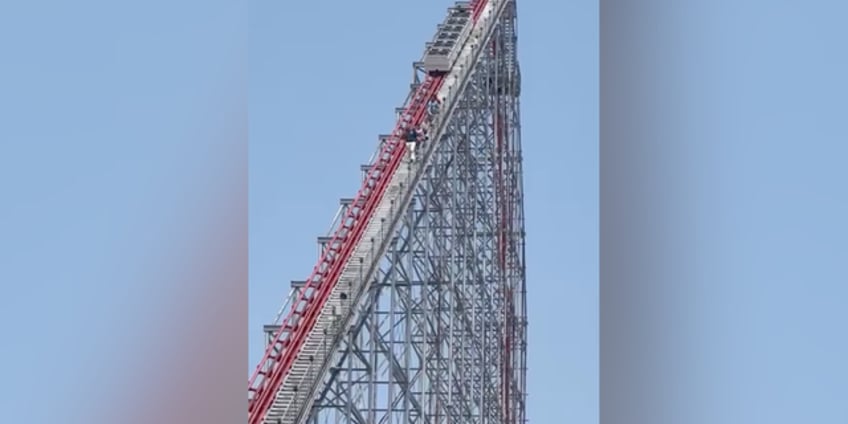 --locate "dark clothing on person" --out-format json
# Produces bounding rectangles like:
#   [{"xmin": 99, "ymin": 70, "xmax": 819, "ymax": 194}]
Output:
[{"xmin": 405, "ymin": 129, "xmax": 418, "ymax": 143}]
